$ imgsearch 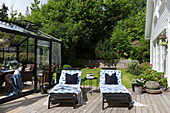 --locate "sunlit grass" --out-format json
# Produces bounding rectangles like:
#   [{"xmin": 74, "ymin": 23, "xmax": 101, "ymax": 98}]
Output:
[
  {"xmin": 80, "ymin": 68, "xmax": 135, "ymax": 88},
  {"xmin": 52, "ymin": 68, "xmax": 135, "ymax": 88},
  {"xmin": 119, "ymin": 68, "xmax": 135, "ymax": 88}
]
